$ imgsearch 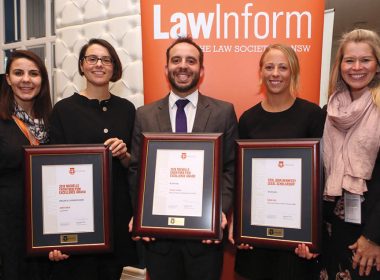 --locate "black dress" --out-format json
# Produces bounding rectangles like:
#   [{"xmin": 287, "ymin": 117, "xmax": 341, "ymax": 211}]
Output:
[
  {"xmin": 0, "ymin": 119, "xmax": 49, "ymax": 280},
  {"xmin": 235, "ymin": 98, "xmax": 325, "ymax": 280},
  {"xmin": 48, "ymin": 93, "xmax": 138, "ymax": 280}
]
